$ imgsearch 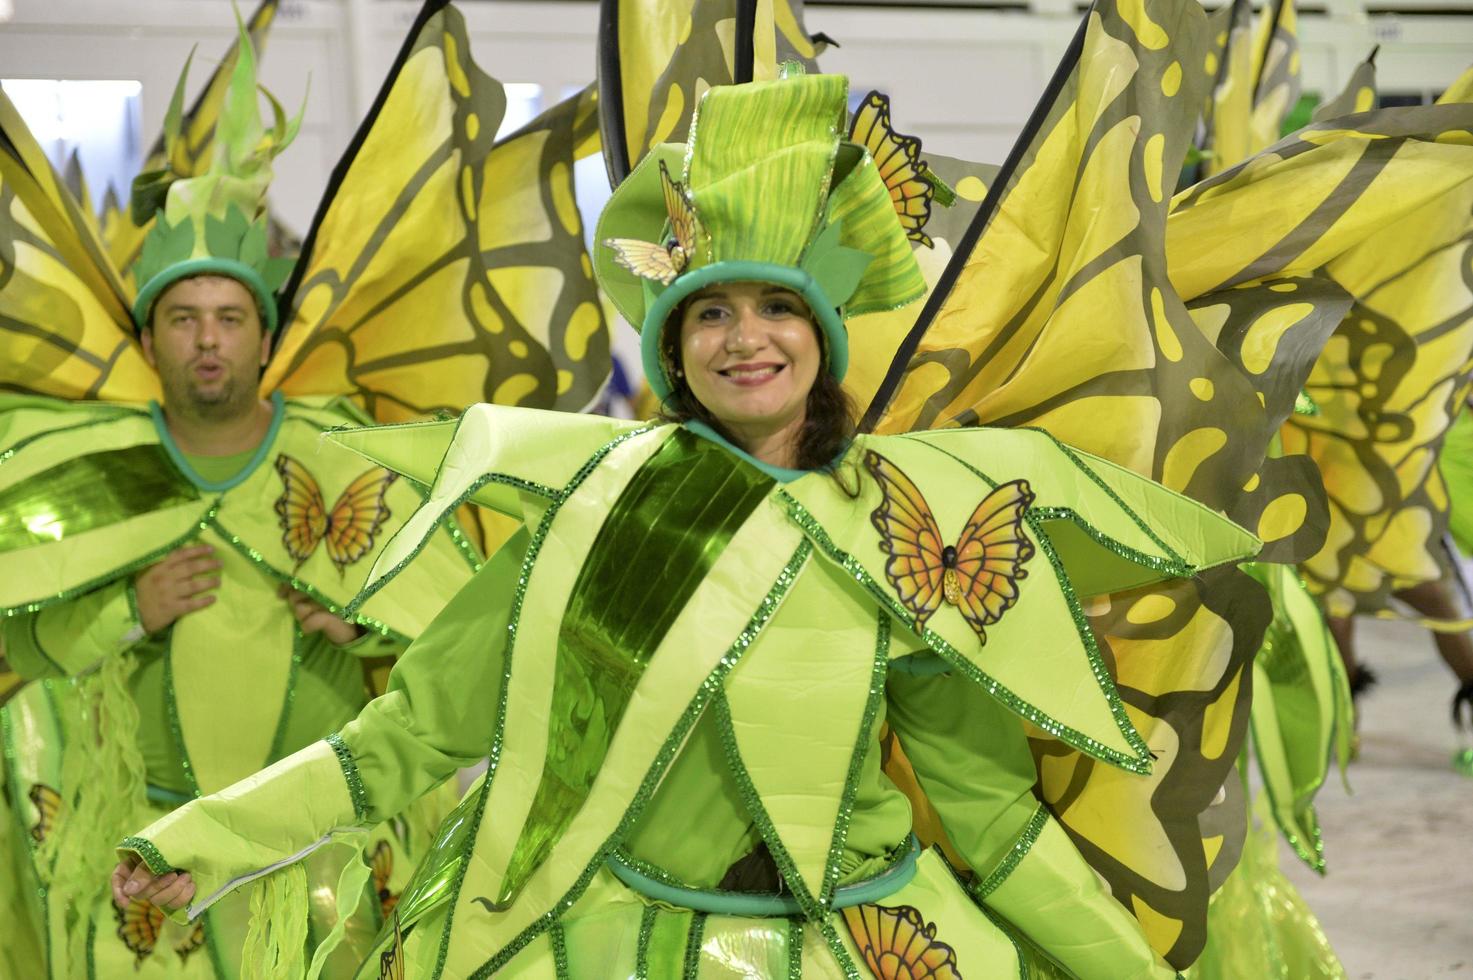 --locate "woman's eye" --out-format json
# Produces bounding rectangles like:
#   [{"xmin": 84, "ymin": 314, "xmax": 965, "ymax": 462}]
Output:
[
  {"xmin": 763, "ymin": 300, "xmax": 797, "ymax": 316},
  {"xmin": 696, "ymin": 306, "xmax": 727, "ymax": 321}
]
